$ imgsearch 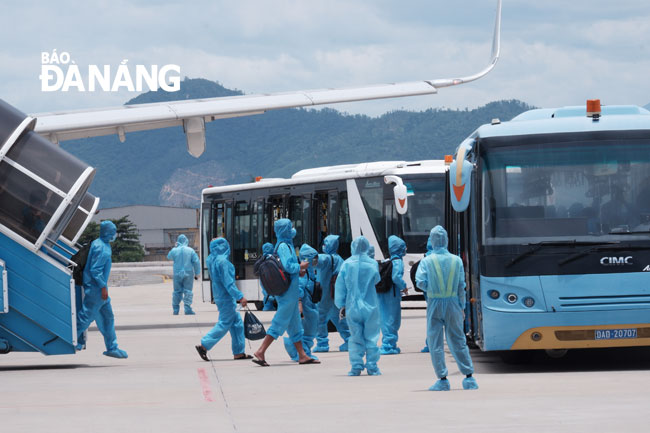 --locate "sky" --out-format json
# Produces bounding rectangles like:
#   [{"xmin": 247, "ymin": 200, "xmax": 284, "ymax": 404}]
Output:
[{"xmin": 2, "ymin": 0, "xmax": 650, "ymax": 116}]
